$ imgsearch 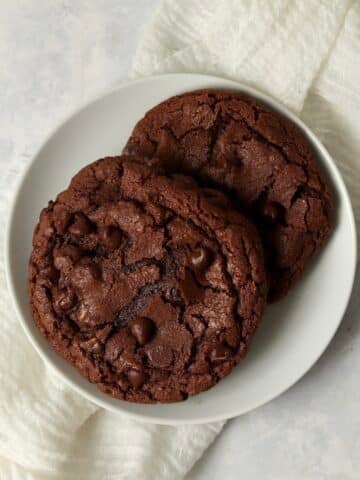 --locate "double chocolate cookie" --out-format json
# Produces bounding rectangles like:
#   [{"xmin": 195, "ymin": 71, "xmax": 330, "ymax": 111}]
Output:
[
  {"xmin": 124, "ymin": 90, "xmax": 333, "ymax": 301},
  {"xmin": 29, "ymin": 156, "xmax": 266, "ymax": 403}
]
